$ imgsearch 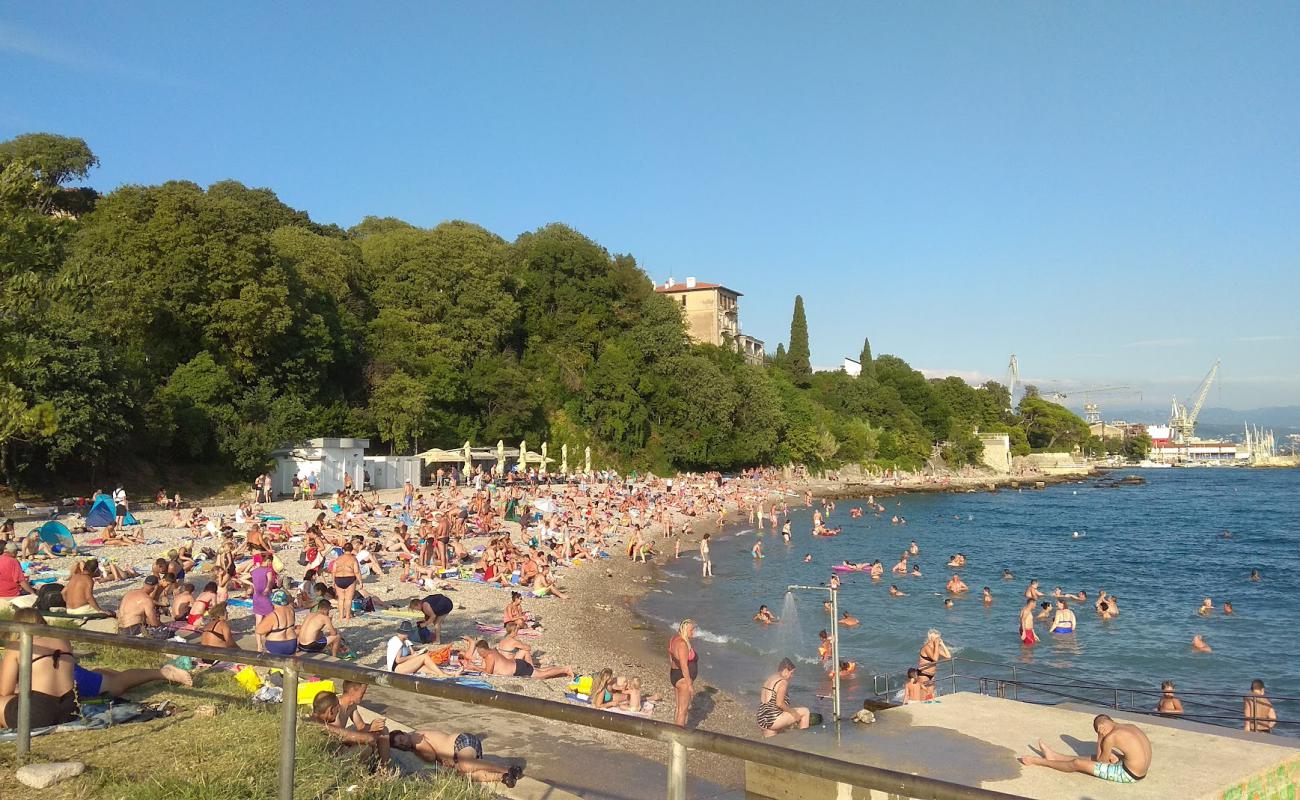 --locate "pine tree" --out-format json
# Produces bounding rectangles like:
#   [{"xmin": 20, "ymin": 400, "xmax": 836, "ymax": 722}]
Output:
[
  {"xmin": 787, "ymin": 295, "xmax": 811, "ymax": 387},
  {"xmin": 858, "ymin": 337, "xmax": 874, "ymax": 379},
  {"xmin": 773, "ymin": 342, "xmax": 787, "ymax": 369}
]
